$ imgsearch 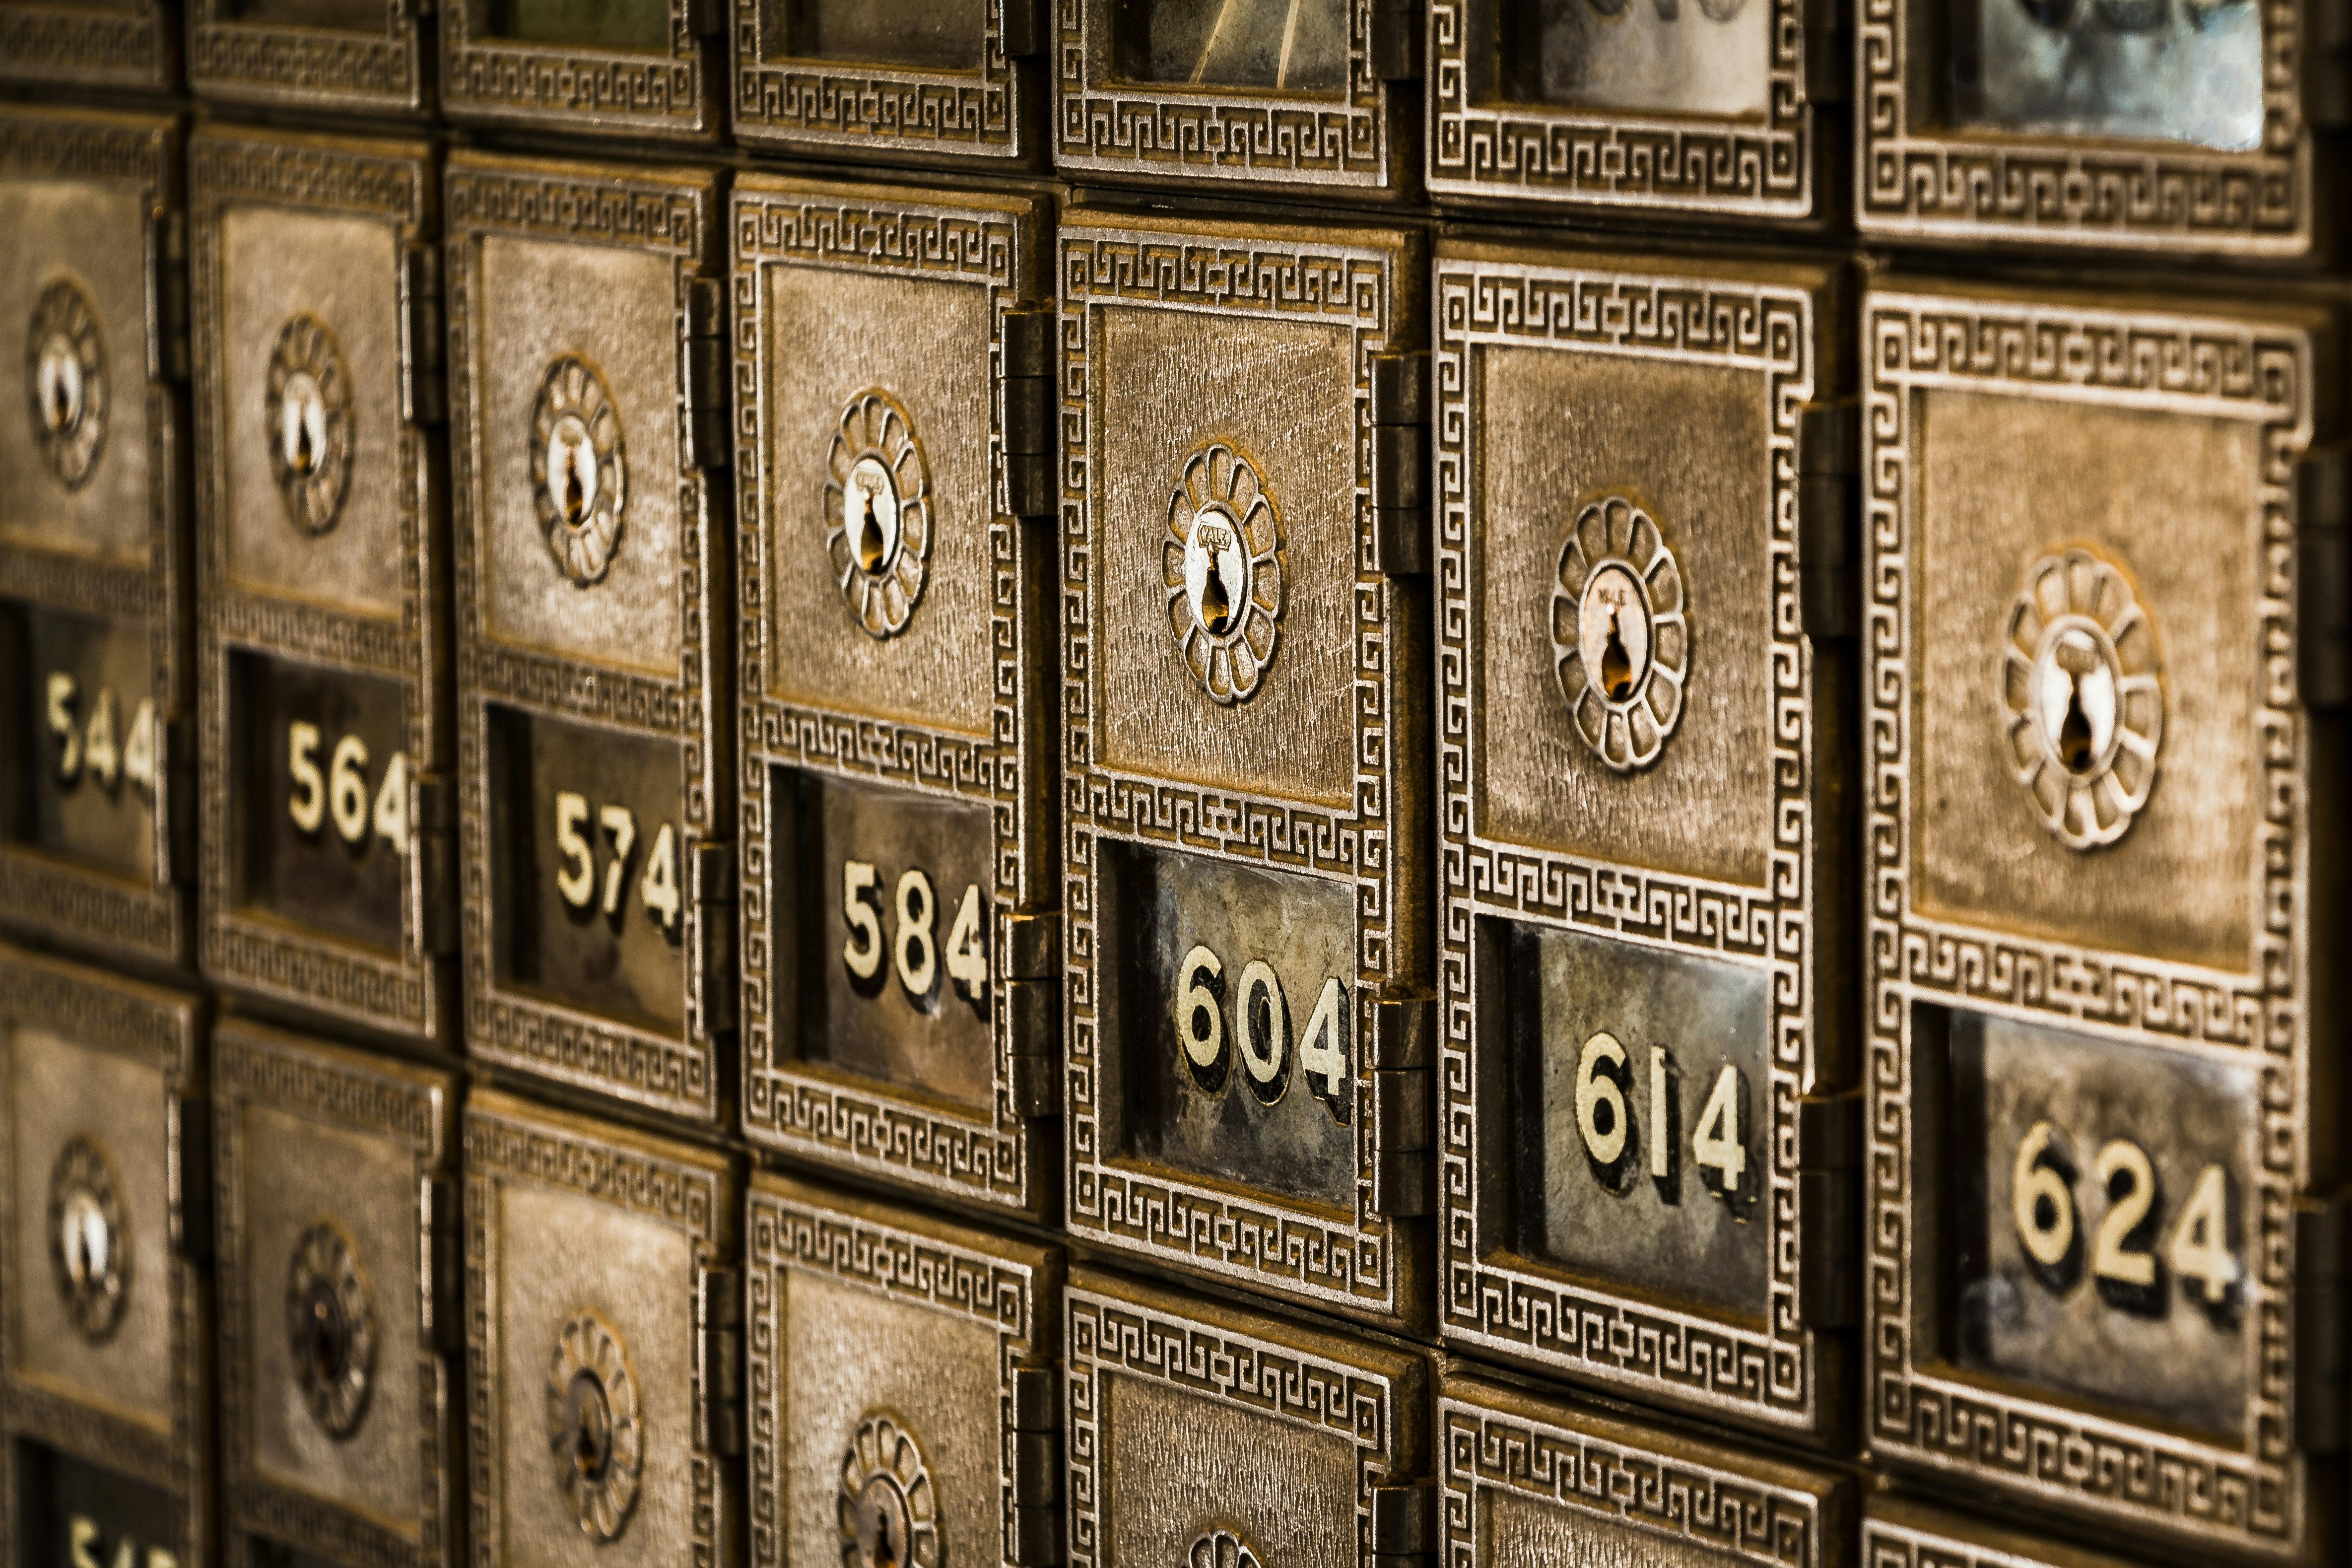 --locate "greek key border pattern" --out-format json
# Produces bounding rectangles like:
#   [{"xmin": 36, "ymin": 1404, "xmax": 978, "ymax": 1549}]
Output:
[
  {"xmin": 1438, "ymin": 1394, "xmax": 1826, "ymax": 1567},
  {"xmin": 1433, "ymin": 261, "xmax": 1824, "ymax": 1427},
  {"xmin": 1857, "ymin": 0, "xmax": 2309, "ymax": 251},
  {"xmin": 732, "ymin": 0, "xmax": 1023, "ymax": 157},
  {"xmin": 1863, "ymin": 293, "xmax": 2310, "ymax": 1552},
  {"xmin": 1055, "ymin": 0, "xmax": 1393, "ymax": 188},
  {"xmin": 189, "ymin": 0, "xmax": 423, "ymax": 115},
  {"xmin": 442, "ymin": 0, "xmax": 710, "ymax": 136},
  {"xmin": 1060, "ymin": 226, "xmax": 1408, "ymax": 1316},
  {"xmin": 0, "ymin": 1, "xmax": 172, "ymax": 91},
  {"xmin": 1427, "ymin": 0, "xmax": 1814, "ymax": 215}
]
